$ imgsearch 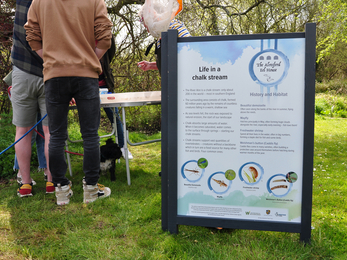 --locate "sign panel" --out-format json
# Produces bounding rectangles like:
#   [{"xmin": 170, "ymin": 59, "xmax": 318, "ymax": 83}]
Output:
[
  {"xmin": 176, "ymin": 38, "xmax": 304, "ymax": 223},
  {"xmin": 161, "ymin": 23, "xmax": 315, "ymax": 243}
]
